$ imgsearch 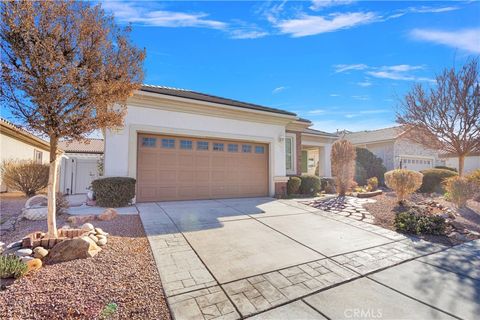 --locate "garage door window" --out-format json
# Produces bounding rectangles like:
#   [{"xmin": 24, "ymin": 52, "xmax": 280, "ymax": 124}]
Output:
[
  {"xmin": 180, "ymin": 140, "xmax": 193, "ymax": 150},
  {"xmin": 213, "ymin": 143, "xmax": 224, "ymax": 151},
  {"xmin": 242, "ymin": 144, "xmax": 252, "ymax": 153},
  {"xmin": 142, "ymin": 137, "xmax": 156, "ymax": 147},
  {"xmin": 255, "ymin": 146, "xmax": 265, "ymax": 154},
  {"xmin": 228, "ymin": 144, "xmax": 238, "ymax": 152},
  {"xmin": 162, "ymin": 139, "xmax": 175, "ymax": 148},
  {"xmin": 197, "ymin": 141, "xmax": 209, "ymax": 150}
]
